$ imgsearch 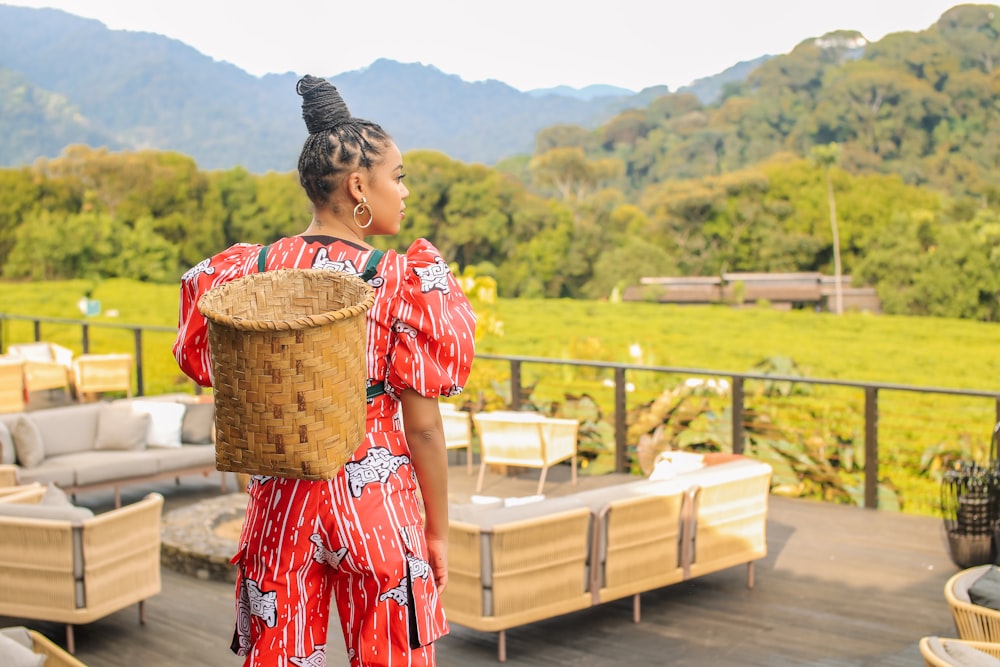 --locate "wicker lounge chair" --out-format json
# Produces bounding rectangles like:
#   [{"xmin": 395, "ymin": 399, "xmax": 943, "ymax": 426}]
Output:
[
  {"xmin": 71, "ymin": 353, "xmax": 133, "ymax": 401},
  {"xmin": 6, "ymin": 343, "xmax": 74, "ymax": 398},
  {"xmin": 473, "ymin": 411, "xmax": 578, "ymax": 495},
  {"xmin": 440, "ymin": 403, "xmax": 474, "ymax": 474},
  {"xmin": 919, "ymin": 636, "xmax": 1000, "ymax": 666},
  {"xmin": 0, "ymin": 356, "xmax": 27, "ymax": 414},
  {"xmin": 945, "ymin": 564, "xmax": 1000, "ymax": 641},
  {"xmin": 0, "ymin": 491, "xmax": 163, "ymax": 653}
]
